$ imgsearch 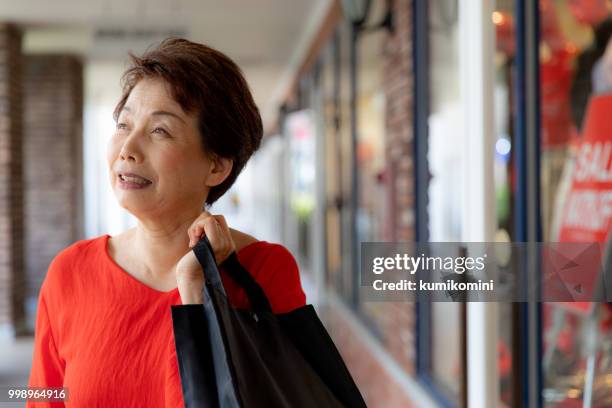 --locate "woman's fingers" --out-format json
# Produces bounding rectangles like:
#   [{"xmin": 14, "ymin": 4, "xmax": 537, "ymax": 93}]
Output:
[
  {"xmin": 202, "ymin": 215, "xmax": 222, "ymax": 246},
  {"xmin": 188, "ymin": 221, "xmax": 204, "ymax": 247},
  {"xmin": 187, "ymin": 211, "xmax": 214, "ymax": 245},
  {"xmin": 187, "ymin": 212, "xmax": 234, "ymax": 263},
  {"xmin": 214, "ymin": 215, "xmax": 229, "ymax": 234},
  {"xmin": 187, "ymin": 212, "xmax": 225, "ymax": 247}
]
